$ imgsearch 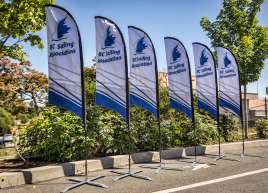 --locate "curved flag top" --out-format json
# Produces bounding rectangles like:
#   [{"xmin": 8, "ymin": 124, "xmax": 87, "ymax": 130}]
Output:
[
  {"xmin": 193, "ymin": 43, "xmax": 218, "ymax": 119},
  {"xmin": 164, "ymin": 37, "xmax": 193, "ymax": 118},
  {"xmin": 217, "ymin": 47, "xmax": 241, "ymax": 118},
  {"xmin": 46, "ymin": 5, "xmax": 83, "ymax": 119},
  {"xmin": 128, "ymin": 26, "xmax": 158, "ymax": 117},
  {"xmin": 95, "ymin": 17, "xmax": 127, "ymax": 118}
]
